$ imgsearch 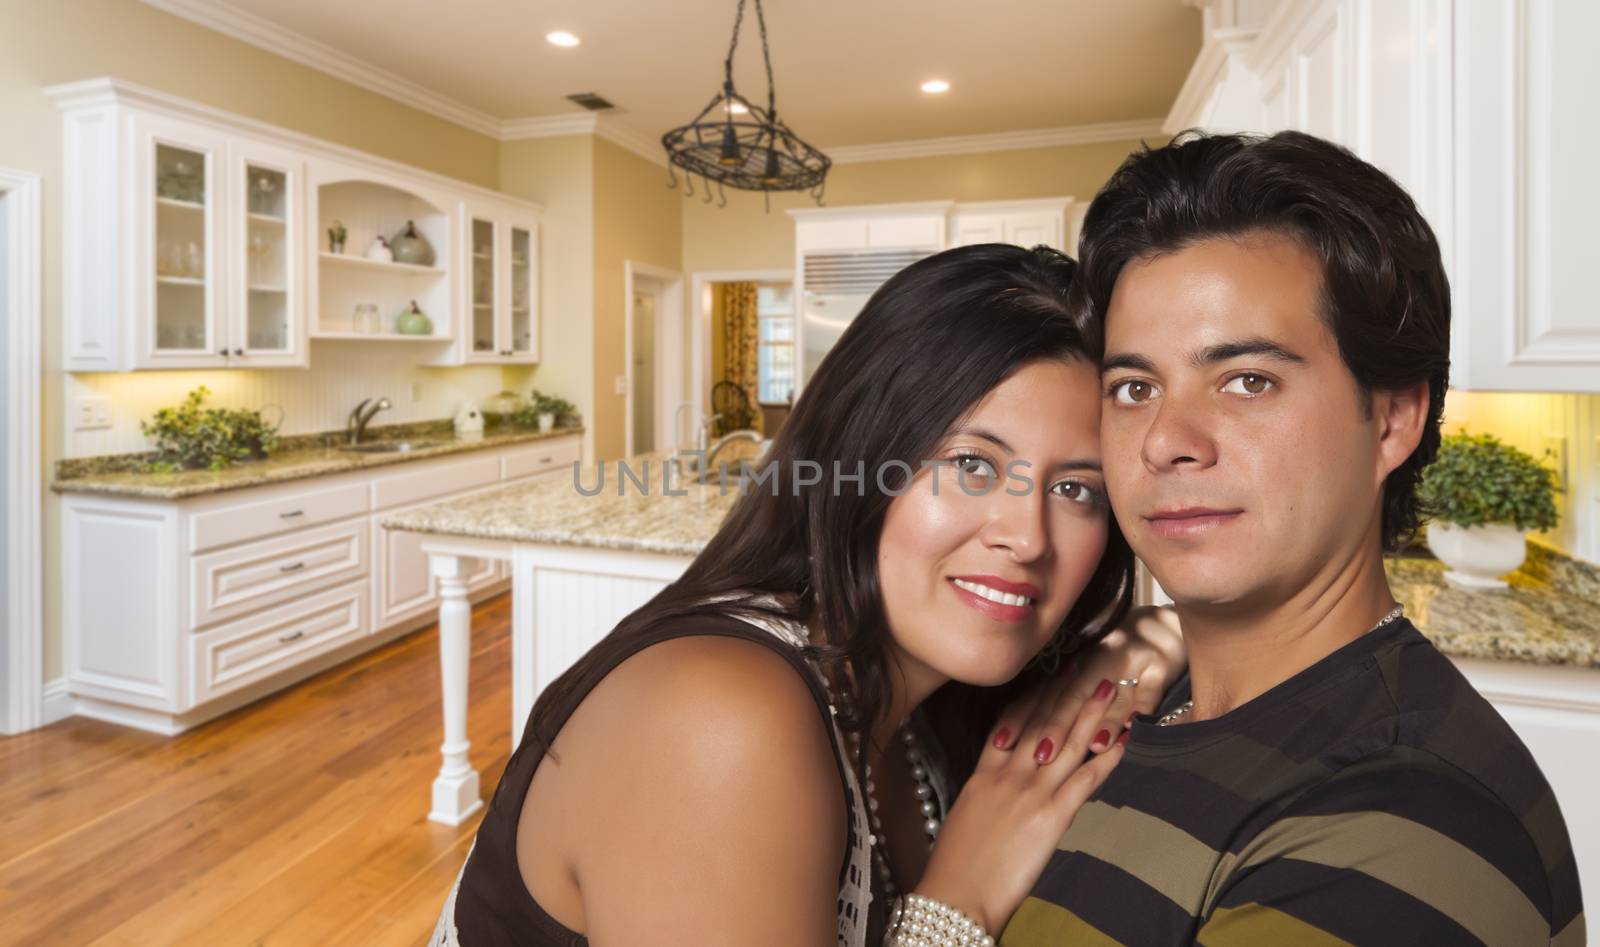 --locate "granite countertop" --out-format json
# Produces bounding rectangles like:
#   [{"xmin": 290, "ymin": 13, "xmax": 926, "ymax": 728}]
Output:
[
  {"xmin": 379, "ymin": 446, "xmax": 752, "ymax": 556},
  {"xmin": 383, "ymin": 445, "xmax": 1599, "ymax": 670},
  {"xmin": 1387, "ymin": 544, "xmax": 1600, "ymax": 669},
  {"xmin": 50, "ymin": 420, "xmax": 585, "ymax": 500}
]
